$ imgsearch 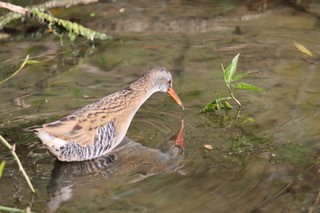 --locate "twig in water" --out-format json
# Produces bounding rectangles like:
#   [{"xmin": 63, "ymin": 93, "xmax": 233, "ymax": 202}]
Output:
[
  {"xmin": 0, "ymin": 135, "xmax": 36, "ymax": 193},
  {"xmin": 0, "ymin": 1, "xmax": 111, "ymax": 41},
  {"xmin": 0, "ymin": 55, "xmax": 29, "ymax": 86},
  {"xmin": 0, "ymin": 2, "xmax": 27, "ymax": 14},
  {"xmin": 0, "ymin": 0, "xmax": 99, "ymax": 28},
  {"xmin": 309, "ymin": 188, "xmax": 320, "ymax": 213},
  {"xmin": 0, "ymin": 205, "xmax": 33, "ymax": 213}
]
